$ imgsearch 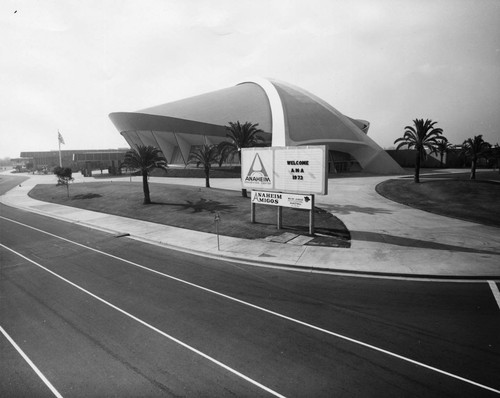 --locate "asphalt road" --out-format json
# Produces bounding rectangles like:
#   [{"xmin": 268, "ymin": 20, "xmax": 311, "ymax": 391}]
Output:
[{"xmin": 1, "ymin": 177, "xmax": 500, "ymax": 397}]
